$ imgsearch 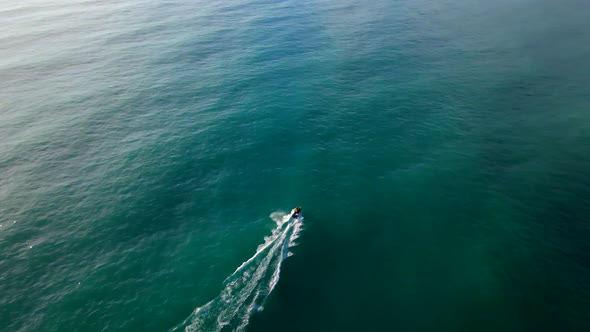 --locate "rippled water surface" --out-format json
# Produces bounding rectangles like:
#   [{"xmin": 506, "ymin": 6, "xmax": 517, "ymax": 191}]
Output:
[{"xmin": 1, "ymin": 0, "xmax": 590, "ymax": 331}]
